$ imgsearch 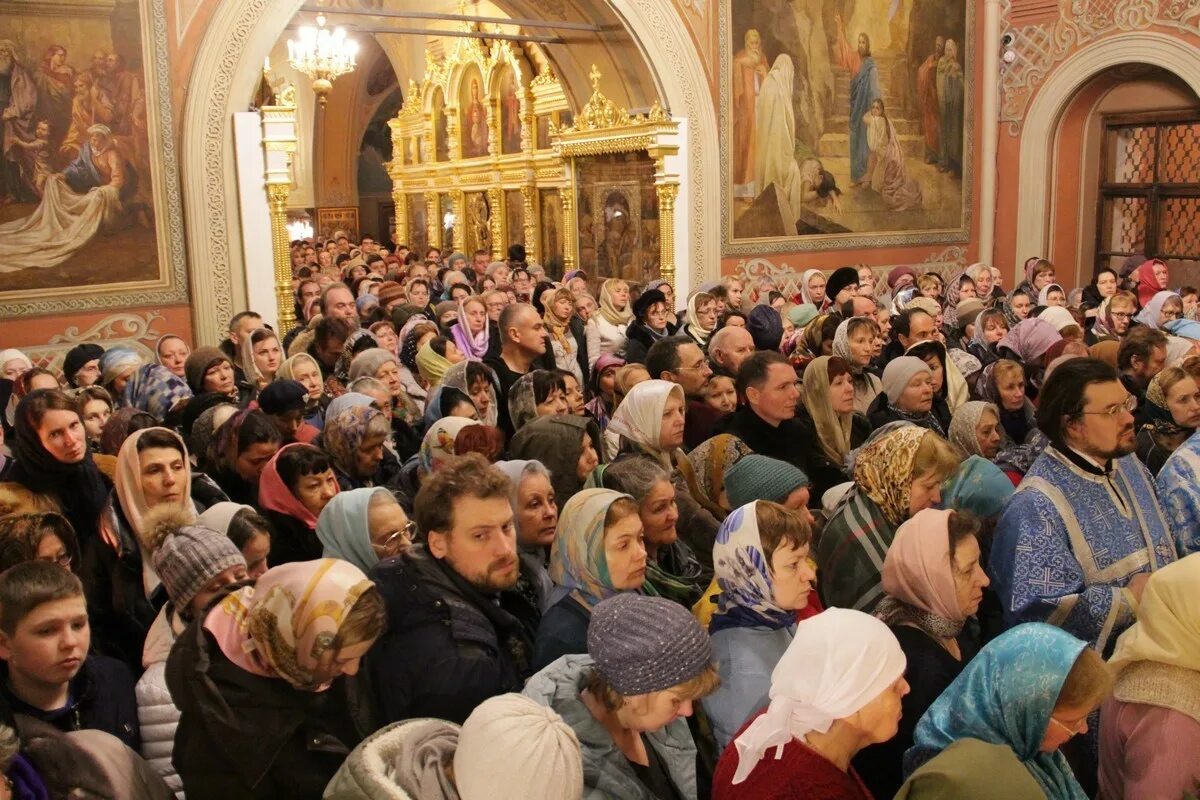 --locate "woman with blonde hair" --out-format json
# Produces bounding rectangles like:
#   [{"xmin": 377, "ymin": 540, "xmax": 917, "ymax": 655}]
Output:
[
  {"xmin": 237, "ymin": 328, "xmax": 283, "ymax": 392},
  {"xmin": 1134, "ymin": 364, "xmax": 1200, "ymax": 475},
  {"xmin": 586, "ymin": 278, "xmax": 632, "ymax": 366}
]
